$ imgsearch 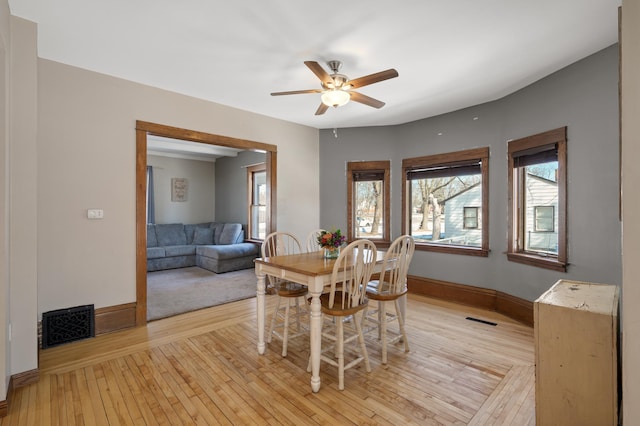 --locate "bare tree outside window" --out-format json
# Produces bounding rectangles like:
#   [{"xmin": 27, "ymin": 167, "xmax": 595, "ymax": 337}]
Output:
[
  {"xmin": 402, "ymin": 147, "xmax": 489, "ymax": 257},
  {"xmin": 347, "ymin": 161, "xmax": 390, "ymax": 242}
]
